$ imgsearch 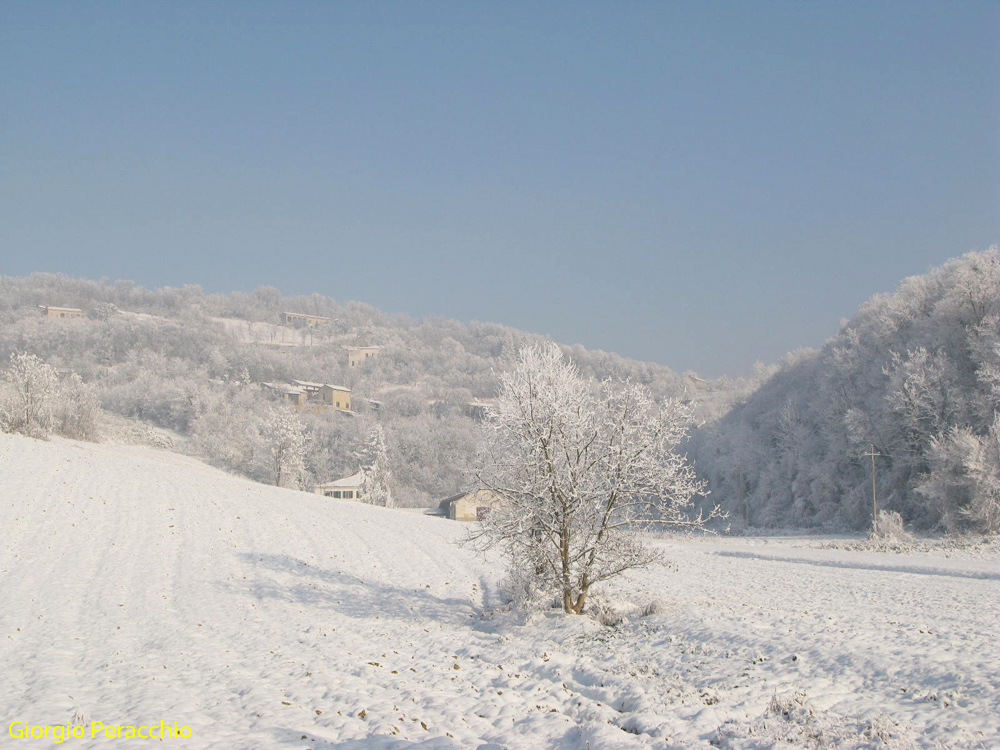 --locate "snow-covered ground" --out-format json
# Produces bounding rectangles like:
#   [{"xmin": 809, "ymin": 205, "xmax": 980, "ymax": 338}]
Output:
[{"xmin": 1, "ymin": 433, "xmax": 996, "ymax": 749}]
